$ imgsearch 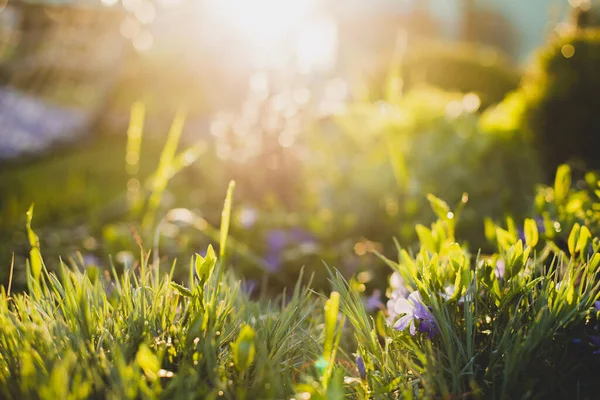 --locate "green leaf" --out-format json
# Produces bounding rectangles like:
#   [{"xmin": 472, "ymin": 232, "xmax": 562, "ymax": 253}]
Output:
[
  {"xmin": 323, "ymin": 291, "xmax": 340, "ymax": 362},
  {"xmin": 326, "ymin": 369, "xmax": 345, "ymax": 400},
  {"xmin": 233, "ymin": 324, "xmax": 256, "ymax": 373},
  {"xmin": 524, "ymin": 218, "xmax": 539, "ymax": 248},
  {"xmin": 195, "ymin": 245, "xmax": 217, "ymax": 285},
  {"xmin": 26, "ymin": 205, "xmax": 42, "ymax": 281},
  {"xmin": 220, "ymin": 181, "xmax": 236, "ymax": 258},
  {"xmin": 427, "ymin": 194, "xmax": 451, "ymax": 221},
  {"xmin": 484, "ymin": 218, "xmax": 497, "ymax": 243},
  {"xmin": 170, "ymin": 281, "xmax": 192, "ymax": 297},
  {"xmin": 554, "ymin": 164, "xmax": 571, "ymax": 205},
  {"xmin": 136, "ymin": 344, "xmax": 160, "ymax": 381},
  {"xmin": 496, "ymin": 227, "xmax": 516, "ymax": 250},
  {"xmin": 576, "ymin": 225, "xmax": 591, "ymax": 255},
  {"xmin": 415, "ymin": 224, "xmax": 435, "ymax": 252},
  {"xmin": 568, "ymin": 223, "xmax": 581, "ymax": 256}
]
